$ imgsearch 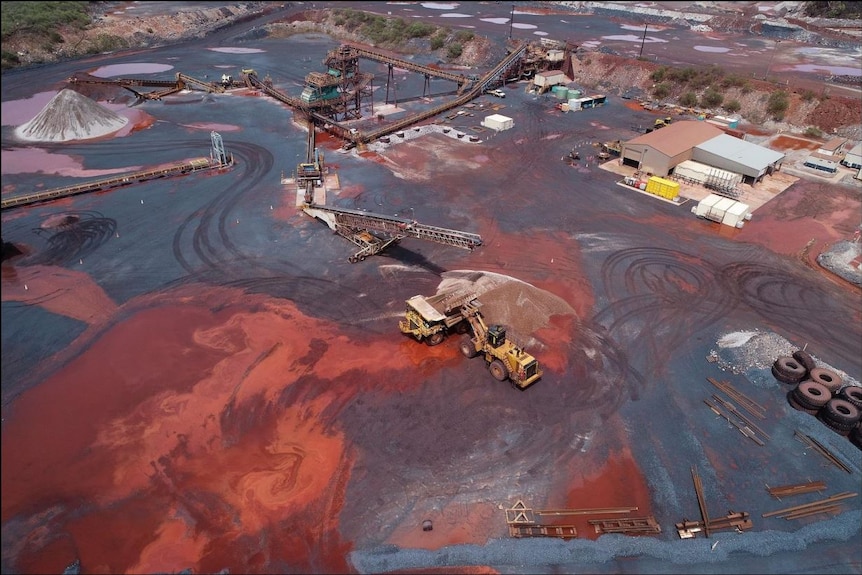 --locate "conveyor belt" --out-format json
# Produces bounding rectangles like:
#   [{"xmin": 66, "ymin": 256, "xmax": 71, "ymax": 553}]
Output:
[
  {"xmin": 302, "ymin": 203, "xmax": 482, "ymax": 261},
  {"xmin": 315, "ymin": 204, "xmax": 482, "ymax": 250},
  {"xmin": 1, "ymin": 158, "xmax": 217, "ymax": 211}
]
